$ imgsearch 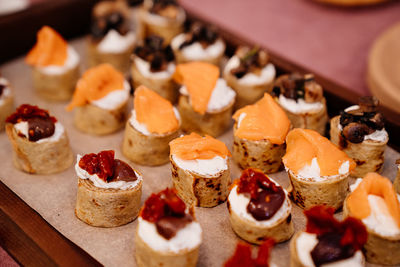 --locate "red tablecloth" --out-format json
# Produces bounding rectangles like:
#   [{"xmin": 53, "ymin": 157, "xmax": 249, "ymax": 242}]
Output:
[{"xmin": 180, "ymin": 0, "xmax": 400, "ymax": 96}]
